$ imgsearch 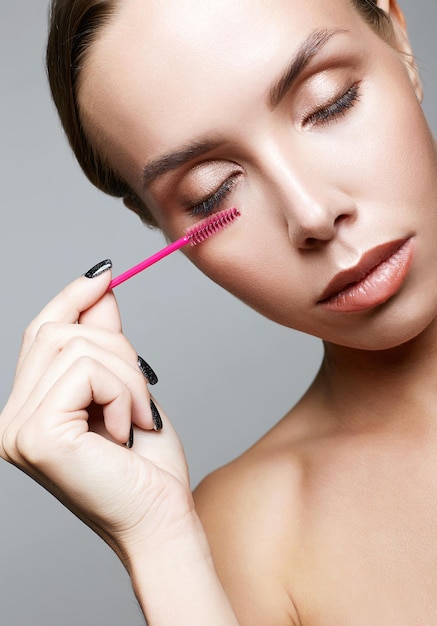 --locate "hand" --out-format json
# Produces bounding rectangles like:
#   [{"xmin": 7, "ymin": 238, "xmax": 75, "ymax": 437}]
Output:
[{"xmin": 0, "ymin": 265, "xmax": 194, "ymax": 561}]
